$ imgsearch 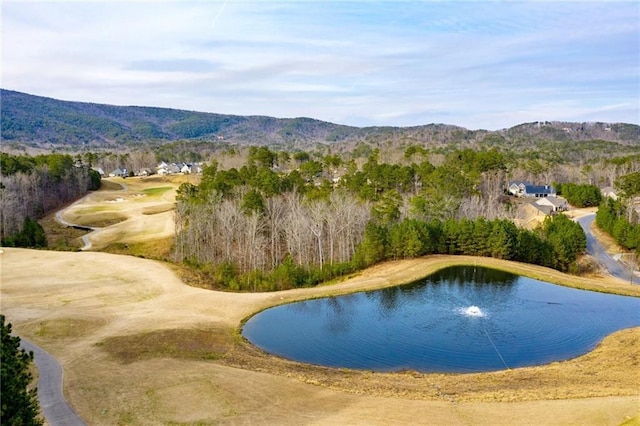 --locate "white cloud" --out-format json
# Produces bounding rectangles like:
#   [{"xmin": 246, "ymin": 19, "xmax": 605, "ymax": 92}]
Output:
[{"xmin": 1, "ymin": 1, "xmax": 638, "ymax": 129}]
